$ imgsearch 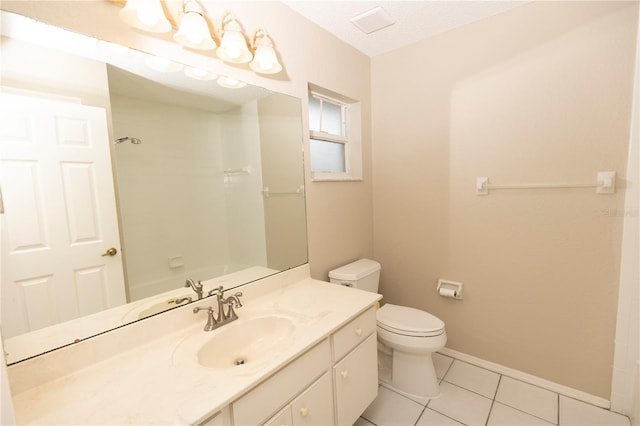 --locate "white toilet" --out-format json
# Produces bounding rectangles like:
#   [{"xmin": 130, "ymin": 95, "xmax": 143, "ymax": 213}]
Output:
[{"xmin": 329, "ymin": 258, "xmax": 447, "ymax": 404}]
